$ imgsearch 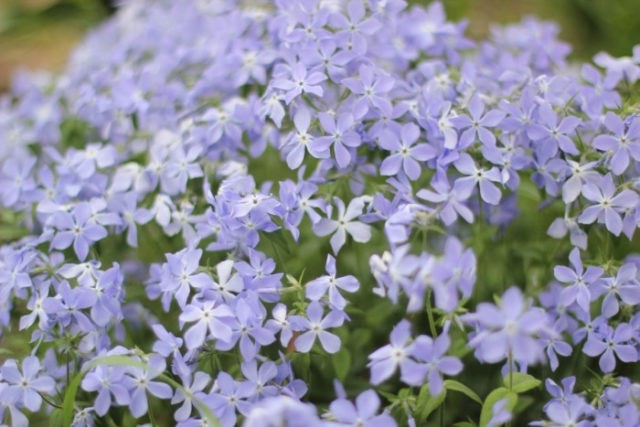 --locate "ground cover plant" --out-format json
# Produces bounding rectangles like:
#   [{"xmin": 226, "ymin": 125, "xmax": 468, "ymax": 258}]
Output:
[{"xmin": 1, "ymin": 0, "xmax": 640, "ymax": 425}]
